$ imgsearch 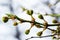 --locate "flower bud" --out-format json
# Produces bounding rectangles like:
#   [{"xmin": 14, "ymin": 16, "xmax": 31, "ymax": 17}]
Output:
[
  {"xmin": 21, "ymin": 7, "xmax": 26, "ymax": 11},
  {"xmin": 2, "ymin": 16, "xmax": 9, "ymax": 23},
  {"xmin": 52, "ymin": 36, "xmax": 56, "ymax": 39},
  {"xmin": 13, "ymin": 22, "xmax": 18, "ymax": 26},
  {"xmin": 38, "ymin": 14, "xmax": 44, "ymax": 19},
  {"xmin": 35, "ymin": 24, "xmax": 41, "ymax": 28},
  {"xmin": 26, "ymin": 10, "xmax": 33, "ymax": 16},
  {"xmin": 52, "ymin": 19, "xmax": 58, "ymax": 23},
  {"xmin": 25, "ymin": 29, "xmax": 30, "ymax": 35},
  {"xmin": 37, "ymin": 31, "xmax": 43, "ymax": 36}
]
